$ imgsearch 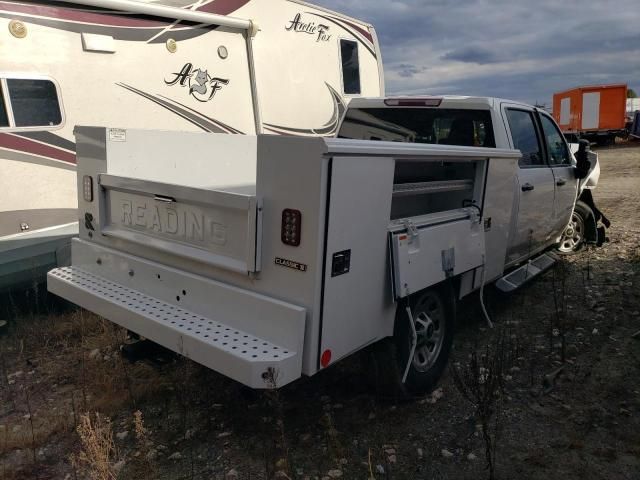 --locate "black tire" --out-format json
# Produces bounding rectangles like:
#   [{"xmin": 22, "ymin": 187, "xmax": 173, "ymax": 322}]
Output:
[
  {"xmin": 556, "ymin": 201, "xmax": 593, "ymax": 255},
  {"xmin": 372, "ymin": 282, "xmax": 456, "ymax": 398},
  {"xmin": 595, "ymin": 135, "xmax": 614, "ymax": 147}
]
